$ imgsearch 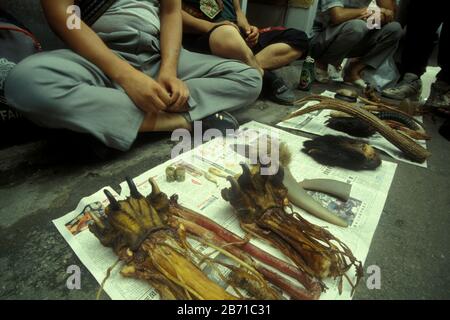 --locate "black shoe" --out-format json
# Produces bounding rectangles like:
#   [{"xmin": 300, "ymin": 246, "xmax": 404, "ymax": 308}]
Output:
[
  {"xmin": 263, "ymin": 71, "xmax": 295, "ymax": 105},
  {"xmin": 201, "ymin": 111, "xmax": 239, "ymax": 135}
]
